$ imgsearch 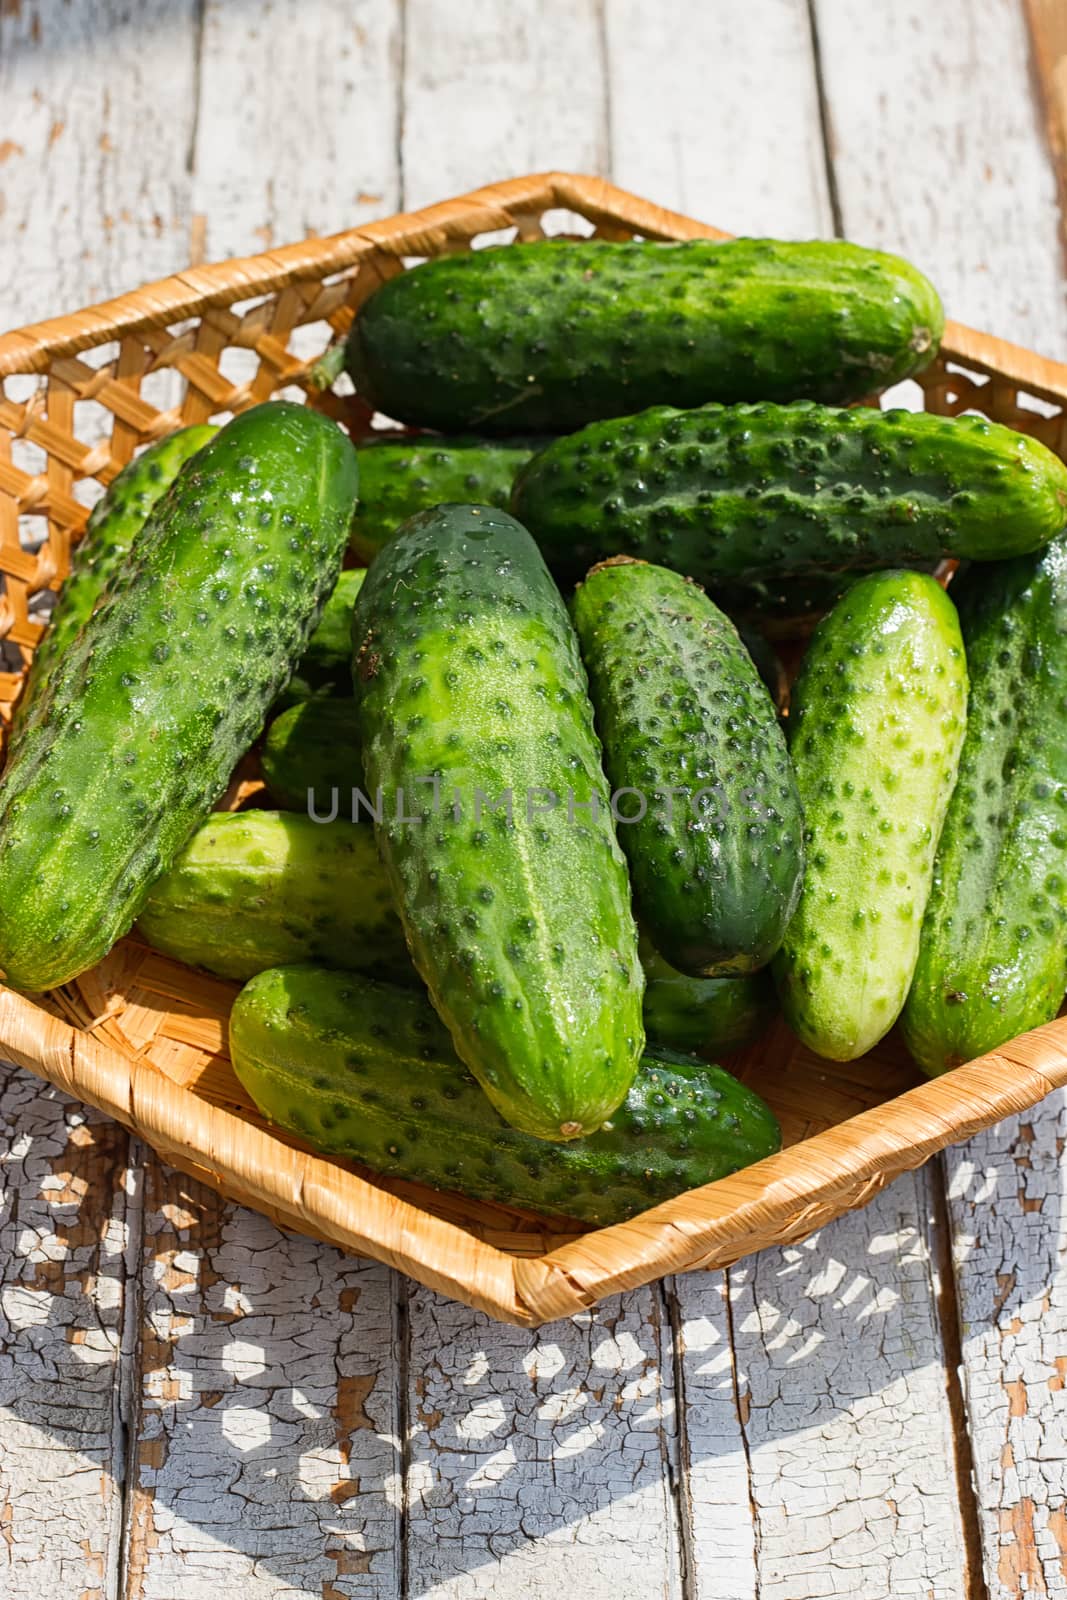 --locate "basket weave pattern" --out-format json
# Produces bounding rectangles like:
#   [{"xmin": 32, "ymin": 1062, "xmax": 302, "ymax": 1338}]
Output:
[{"xmin": 2, "ymin": 173, "xmax": 1067, "ymax": 1326}]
